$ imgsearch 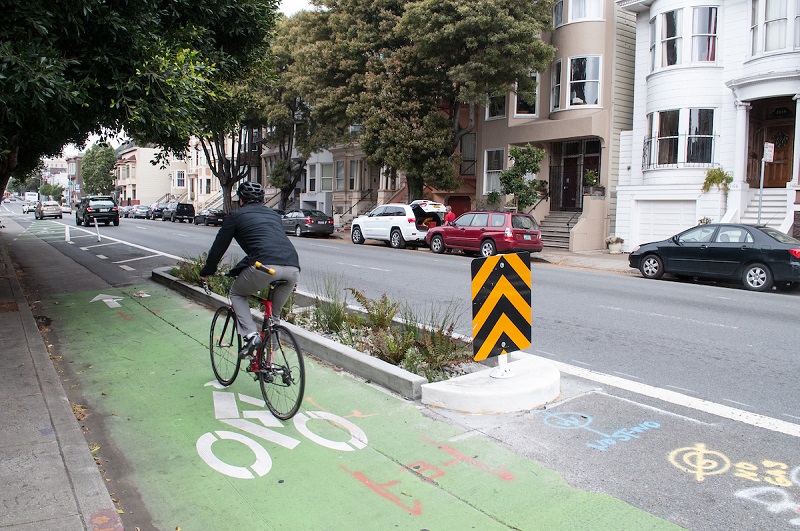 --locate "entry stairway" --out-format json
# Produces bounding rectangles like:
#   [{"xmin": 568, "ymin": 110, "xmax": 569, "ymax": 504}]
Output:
[
  {"xmin": 538, "ymin": 211, "xmax": 580, "ymax": 249},
  {"xmin": 739, "ymin": 188, "xmax": 788, "ymax": 230}
]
